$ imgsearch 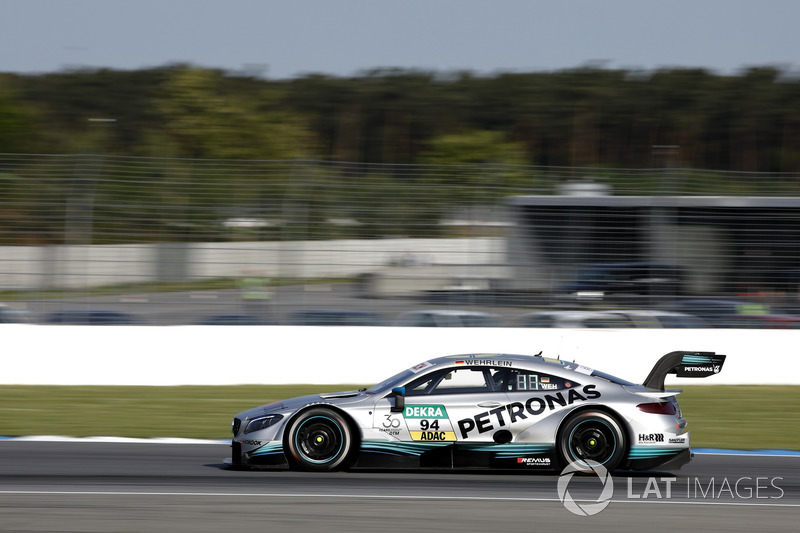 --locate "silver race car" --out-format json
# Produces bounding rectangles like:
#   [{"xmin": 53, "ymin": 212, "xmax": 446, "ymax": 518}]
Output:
[{"xmin": 227, "ymin": 351, "xmax": 725, "ymax": 472}]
